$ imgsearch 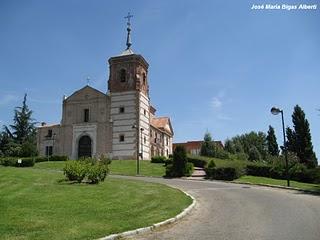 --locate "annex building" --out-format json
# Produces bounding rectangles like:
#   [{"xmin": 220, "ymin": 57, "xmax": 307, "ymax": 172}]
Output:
[{"xmin": 36, "ymin": 17, "xmax": 174, "ymax": 160}]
